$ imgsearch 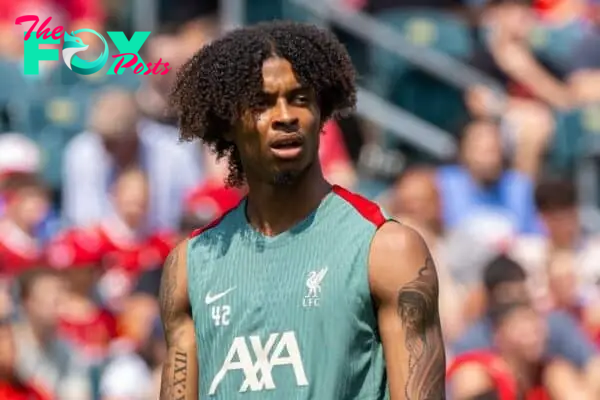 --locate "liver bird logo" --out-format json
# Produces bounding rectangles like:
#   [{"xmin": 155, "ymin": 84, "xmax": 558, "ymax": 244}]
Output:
[{"xmin": 305, "ymin": 268, "xmax": 328, "ymax": 298}]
